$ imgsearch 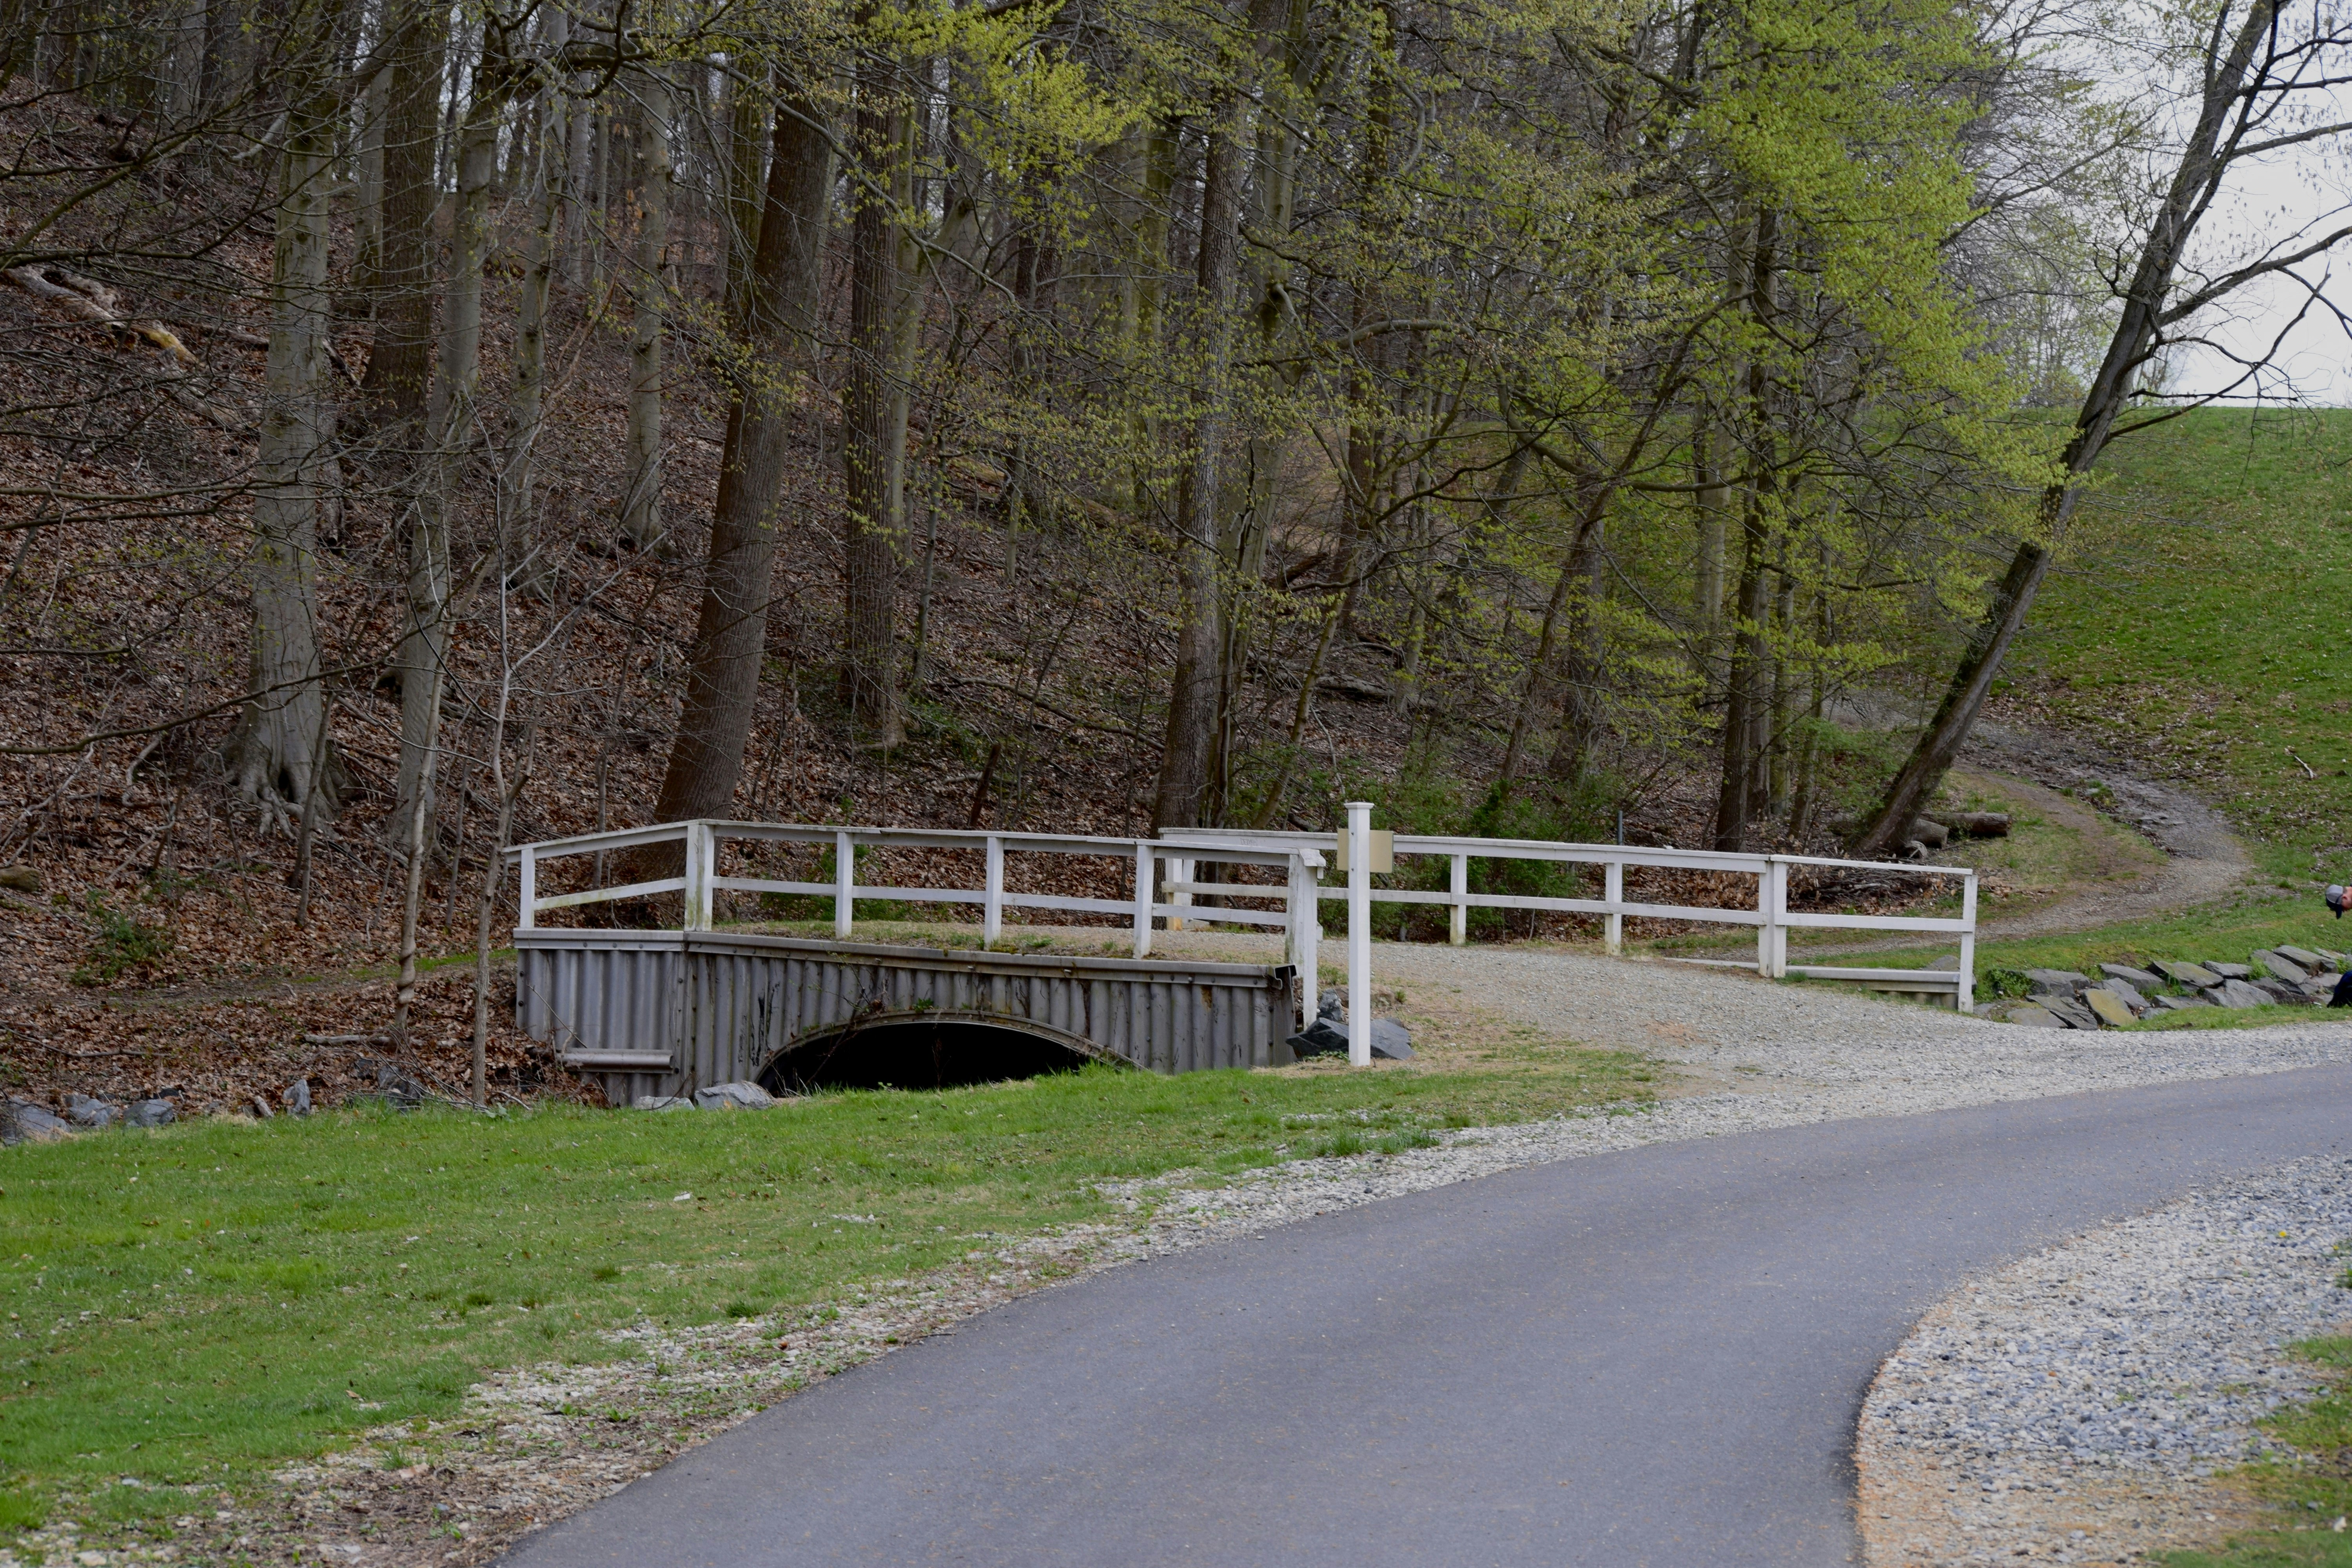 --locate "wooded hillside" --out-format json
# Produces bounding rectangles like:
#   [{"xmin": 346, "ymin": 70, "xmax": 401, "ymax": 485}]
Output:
[{"xmin": 4, "ymin": 0, "xmax": 2348, "ymax": 1095}]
